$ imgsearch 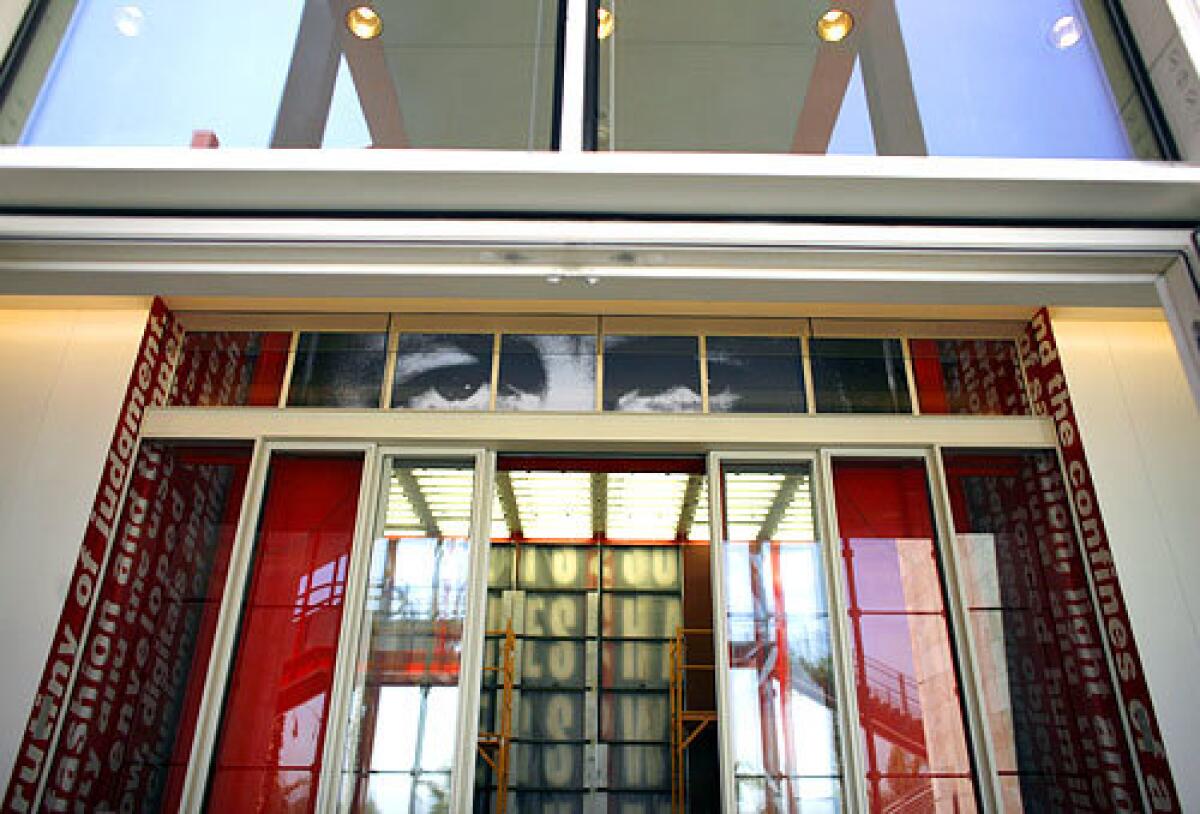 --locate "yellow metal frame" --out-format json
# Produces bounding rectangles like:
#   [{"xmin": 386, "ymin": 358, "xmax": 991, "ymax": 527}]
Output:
[
  {"xmin": 477, "ymin": 622, "xmax": 516, "ymax": 814},
  {"xmin": 669, "ymin": 626, "xmax": 718, "ymax": 814}
]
